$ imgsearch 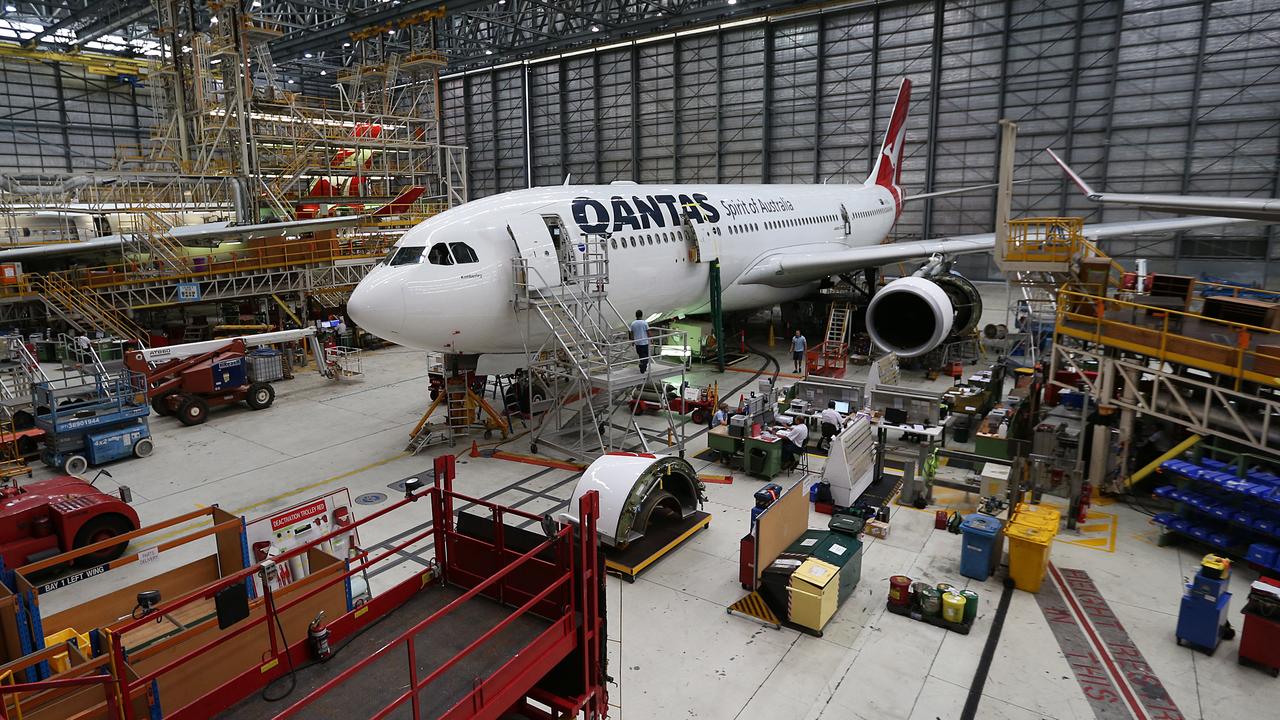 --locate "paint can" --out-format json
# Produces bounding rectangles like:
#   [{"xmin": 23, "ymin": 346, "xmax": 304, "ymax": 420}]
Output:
[
  {"xmin": 941, "ymin": 591, "xmax": 966, "ymax": 624},
  {"xmin": 961, "ymin": 590, "xmax": 980, "ymax": 623},
  {"xmin": 936, "ymin": 582, "xmax": 955, "ymax": 595},
  {"xmin": 889, "ymin": 576, "xmax": 912, "ymax": 607},
  {"xmin": 918, "ymin": 586, "xmax": 942, "ymax": 616}
]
